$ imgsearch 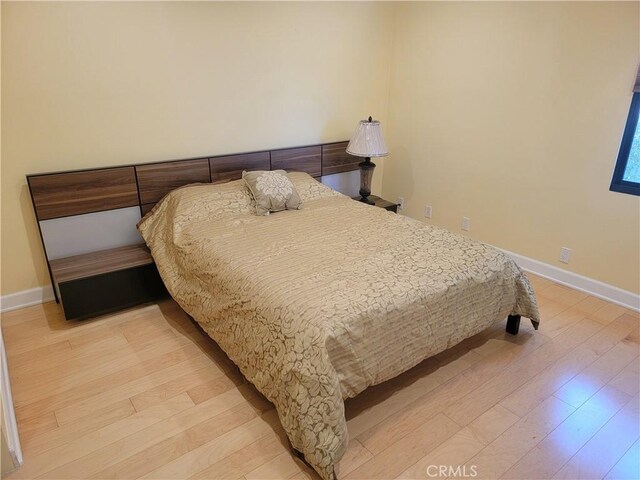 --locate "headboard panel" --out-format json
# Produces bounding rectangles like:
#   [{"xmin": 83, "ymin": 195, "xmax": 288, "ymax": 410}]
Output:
[
  {"xmin": 322, "ymin": 142, "xmax": 360, "ymax": 176},
  {"xmin": 210, "ymin": 151, "xmax": 271, "ymax": 184},
  {"xmin": 271, "ymin": 146, "xmax": 322, "ymax": 177},
  {"xmin": 136, "ymin": 158, "xmax": 211, "ymax": 205},
  {"xmin": 29, "ymin": 167, "xmax": 139, "ymax": 220}
]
